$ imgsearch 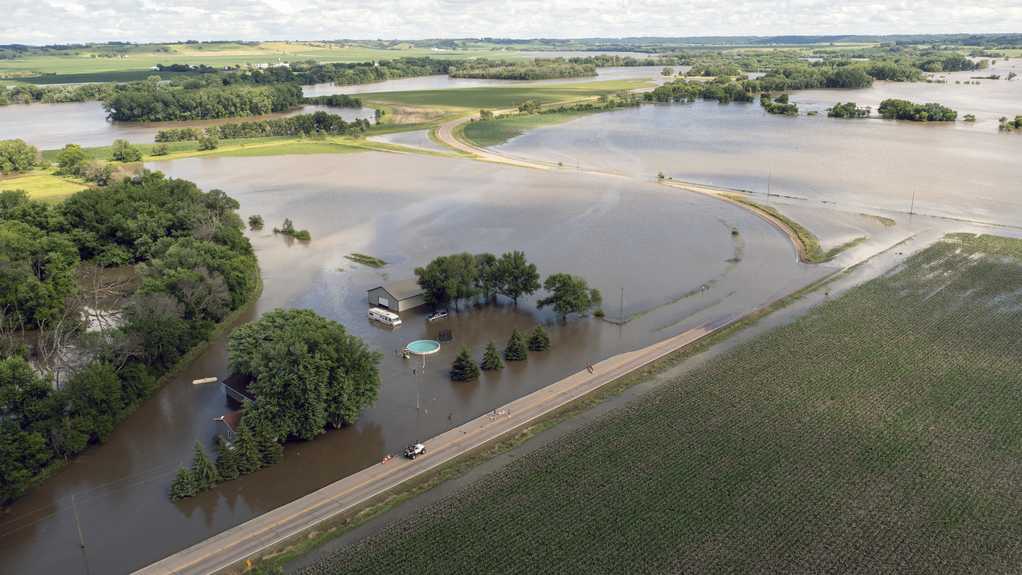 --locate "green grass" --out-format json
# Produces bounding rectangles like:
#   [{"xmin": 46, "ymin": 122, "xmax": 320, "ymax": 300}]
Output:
[
  {"xmin": 295, "ymin": 233, "xmax": 1022, "ymax": 574},
  {"xmin": 43, "ymin": 136, "xmax": 374, "ymax": 163},
  {"xmin": 344, "ymin": 253, "xmax": 387, "ymax": 268},
  {"xmin": 460, "ymin": 111, "xmax": 591, "ymax": 147},
  {"xmin": 722, "ymin": 193, "xmax": 830, "ymax": 263},
  {"xmin": 360, "ymin": 80, "xmax": 651, "ymax": 111},
  {"xmin": 0, "ymin": 170, "xmax": 90, "ymax": 201}
]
